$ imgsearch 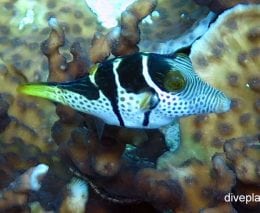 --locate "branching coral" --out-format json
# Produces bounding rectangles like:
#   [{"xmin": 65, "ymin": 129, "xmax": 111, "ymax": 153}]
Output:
[
  {"xmin": 86, "ymin": 0, "xmax": 212, "ymax": 58},
  {"xmin": 28, "ymin": 2, "xmax": 257, "ymax": 212},
  {"xmin": 38, "ymin": 1, "xmax": 186, "ymax": 211},
  {"xmin": 0, "ymin": 0, "xmax": 209, "ymax": 83},
  {"xmin": 89, "ymin": 0, "xmax": 158, "ymax": 62},
  {"xmin": 1, "ymin": 0, "xmax": 98, "ymax": 82},
  {"xmin": 41, "ymin": 17, "xmax": 91, "ymax": 82}
]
